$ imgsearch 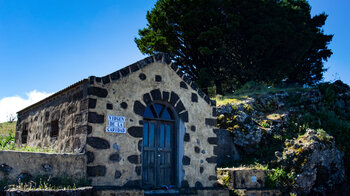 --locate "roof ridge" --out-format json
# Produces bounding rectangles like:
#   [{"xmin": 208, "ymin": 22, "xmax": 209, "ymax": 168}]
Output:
[
  {"xmin": 88, "ymin": 53, "xmax": 215, "ymax": 106},
  {"xmin": 18, "ymin": 53, "xmax": 215, "ymax": 114}
]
